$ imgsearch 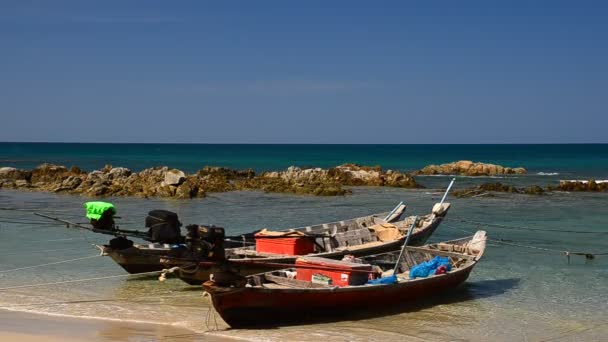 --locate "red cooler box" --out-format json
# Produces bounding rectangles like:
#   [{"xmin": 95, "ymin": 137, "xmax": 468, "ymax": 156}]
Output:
[
  {"xmin": 255, "ymin": 235, "xmax": 315, "ymax": 255},
  {"xmin": 295, "ymin": 256, "xmax": 372, "ymax": 287}
]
